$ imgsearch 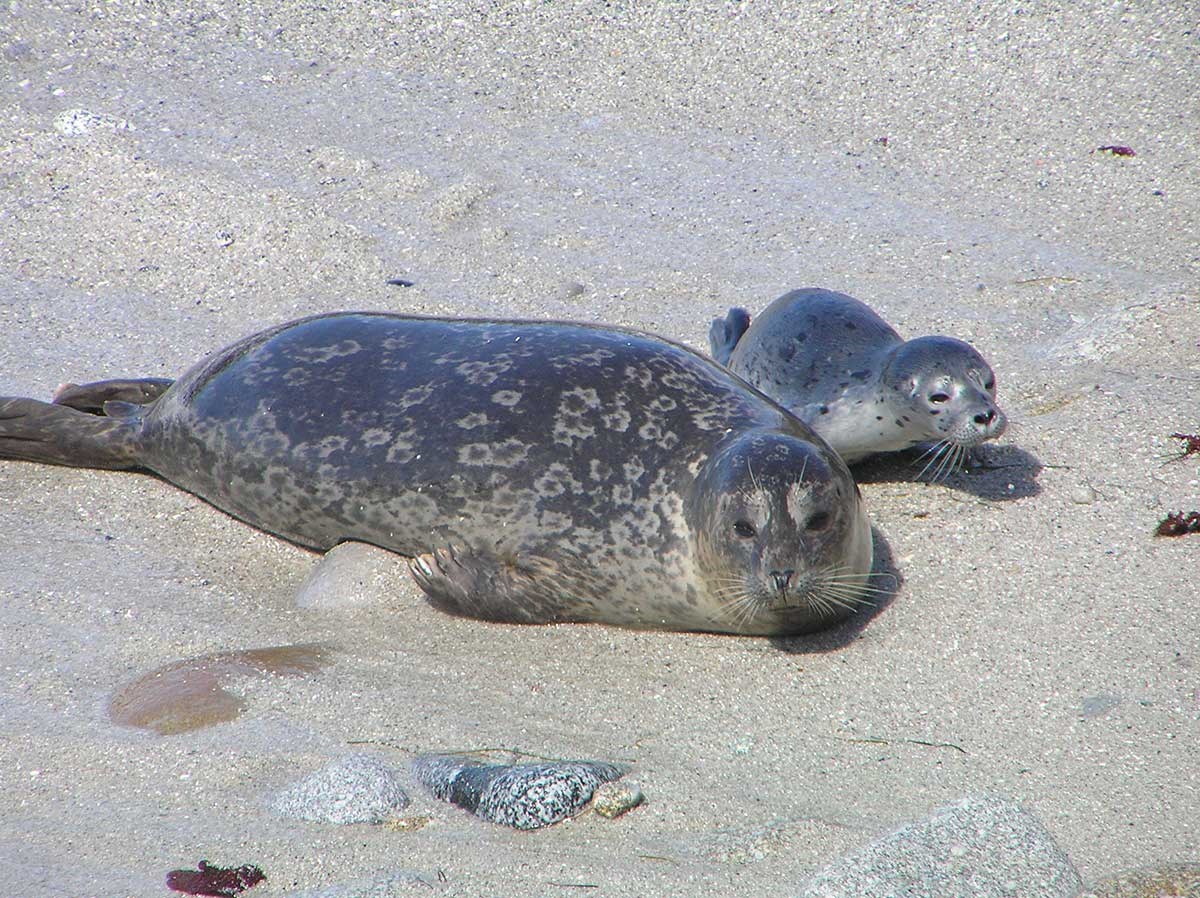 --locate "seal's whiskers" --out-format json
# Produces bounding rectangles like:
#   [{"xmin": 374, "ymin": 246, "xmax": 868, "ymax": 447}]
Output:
[
  {"xmin": 915, "ymin": 439, "xmax": 967, "ymax": 482},
  {"xmin": 811, "ymin": 563, "xmax": 885, "ymax": 611},
  {"xmin": 914, "ymin": 439, "xmax": 949, "ymax": 480},
  {"xmin": 710, "ymin": 579, "xmax": 764, "ymax": 630}
]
